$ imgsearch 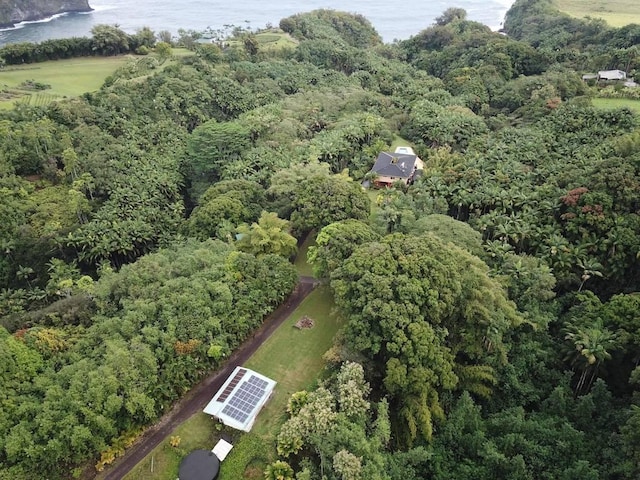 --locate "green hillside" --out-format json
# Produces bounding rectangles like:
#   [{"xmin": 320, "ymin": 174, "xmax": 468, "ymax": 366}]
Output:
[
  {"xmin": 554, "ymin": 0, "xmax": 640, "ymax": 26},
  {"xmin": 1, "ymin": 4, "xmax": 640, "ymax": 480}
]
